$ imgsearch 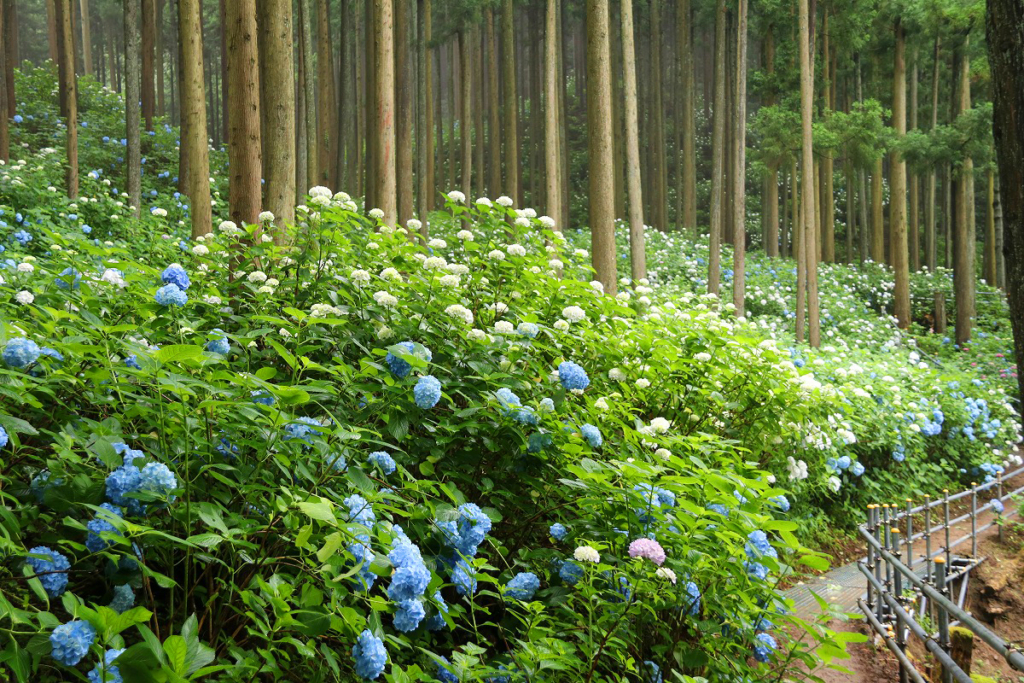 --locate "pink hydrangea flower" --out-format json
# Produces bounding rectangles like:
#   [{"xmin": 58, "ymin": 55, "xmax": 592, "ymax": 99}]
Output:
[{"xmin": 628, "ymin": 538, "xmax": 666, "ymax": 566}]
